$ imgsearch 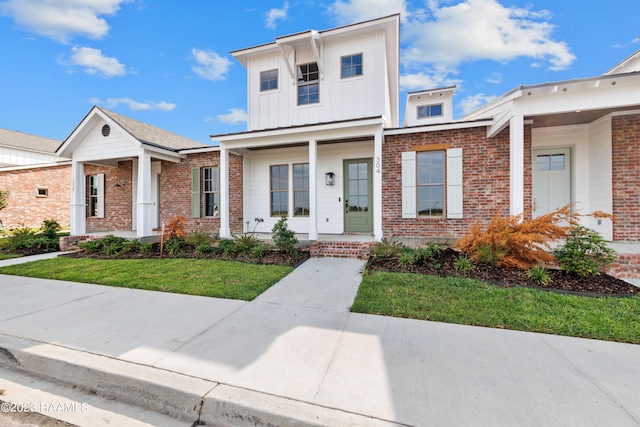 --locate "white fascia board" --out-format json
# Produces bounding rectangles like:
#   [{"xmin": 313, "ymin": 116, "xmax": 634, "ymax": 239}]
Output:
[
  {"xmin": 463, "ymin": 89, "xmax": 523, "ymax": 121},
  {"xmin": 384, "ymin": 120, "xmax": 493, "ymax": 136},
  {"xmin": 142, "ymin": 145, "xmax": 185, "ymax": 163},
  {"xmin": 215, "ymin": 119, "xmax": 386, "ymax": 149},
  {"xmin": 0, "ymin": 161, "xmax": 72, "ymax": 172},
  {"xmin": 180, "ymin": 146, "xmax": 221, "ymax": 155}
]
